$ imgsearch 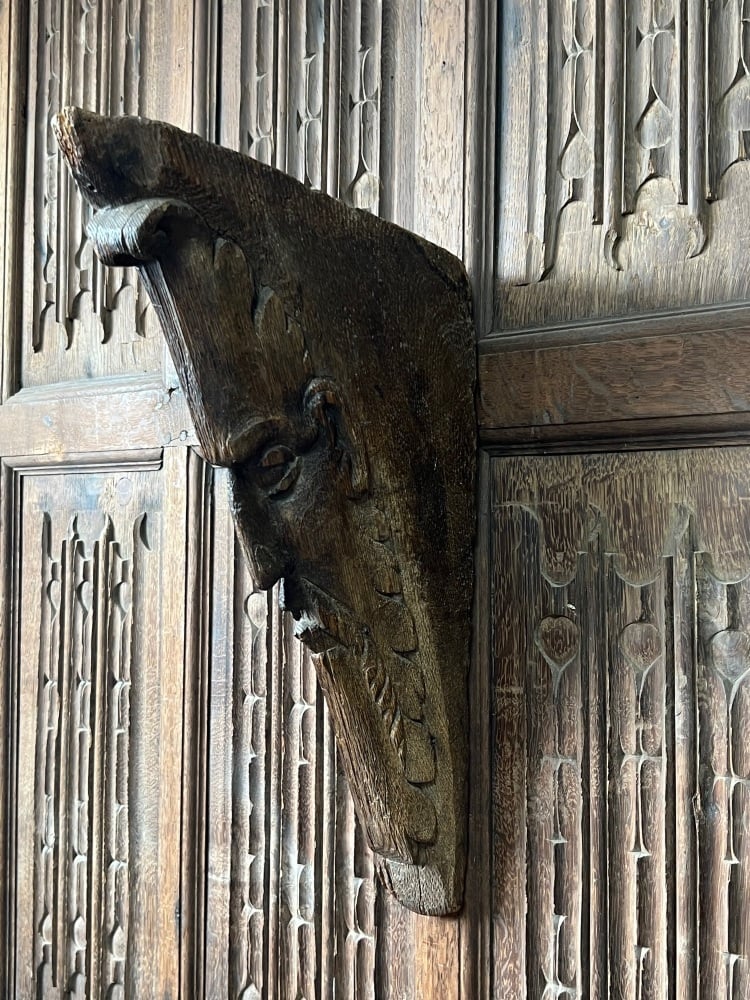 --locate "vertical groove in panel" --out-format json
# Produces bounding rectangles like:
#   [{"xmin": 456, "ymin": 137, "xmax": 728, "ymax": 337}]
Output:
[
  {"xmin": 21, "ymin": 0, "xmax": 188, "ymax": 387},
  {"xmin": 335, "ymin": 766, "xmax": 376, "ymax": 999},
  {"xmin": 490, "ymin": 451, "xmax": 750, "ymax": 997},
  {"xmin": 0, "ymin": 463, "xmax": 17, "ymax": 995},
  {"xmin": 340, "ymin": 0, "xmax": 382, "ymax": 210},
  {"xmin": 491, "ymin": 461, "xmax": 529, "ymax": 996},
  {"xmin": 228, "ymin": 568, "xmax": 272, "ymax": 1000},
  {"xmin": 278, "ymin": 633, "xmax": 317, "ymax": 995},
  {"xmin": 214, "ymin": 4, "xmax": 386, "ymax": 995},
  {"xmin": 458, "ymin": 451, "xmax": 493, "ymax": 1000},
  {"xmin": 10, "ymin": 472, "xmax": 163, "ymax": 1000},
  {"xmin": 180, "ymin": 451, "xmax": 212, "ymax": 1000},
  {"xmin": 1, "ymin": 0, "xmax": 29, "ymax": 402}
]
